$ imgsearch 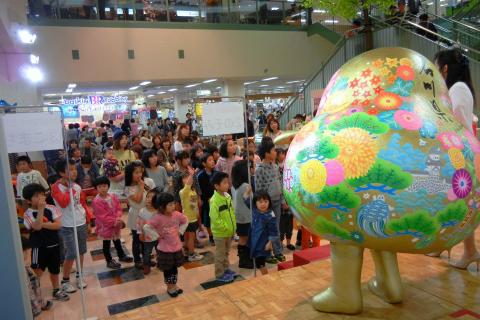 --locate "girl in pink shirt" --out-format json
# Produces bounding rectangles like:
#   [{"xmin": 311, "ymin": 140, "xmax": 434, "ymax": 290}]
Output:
[
  {"xmin": 215, "ymin": 140, "xmax": 242, "ymax": 182},
  {"xmin": 145, "ymin": 192, "xmax": 187, "ymax": 298}
]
